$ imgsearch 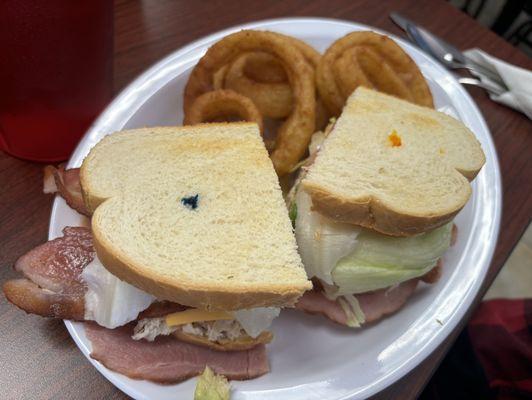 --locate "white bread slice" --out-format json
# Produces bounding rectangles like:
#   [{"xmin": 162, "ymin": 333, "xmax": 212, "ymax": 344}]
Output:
[
  {"xmin": 302, "ymin": 88, "xmax": 486, "ymax": 236},
  {"xmin": 80, "ymin": 124, "xmax": 311, "ymax": 310}
]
